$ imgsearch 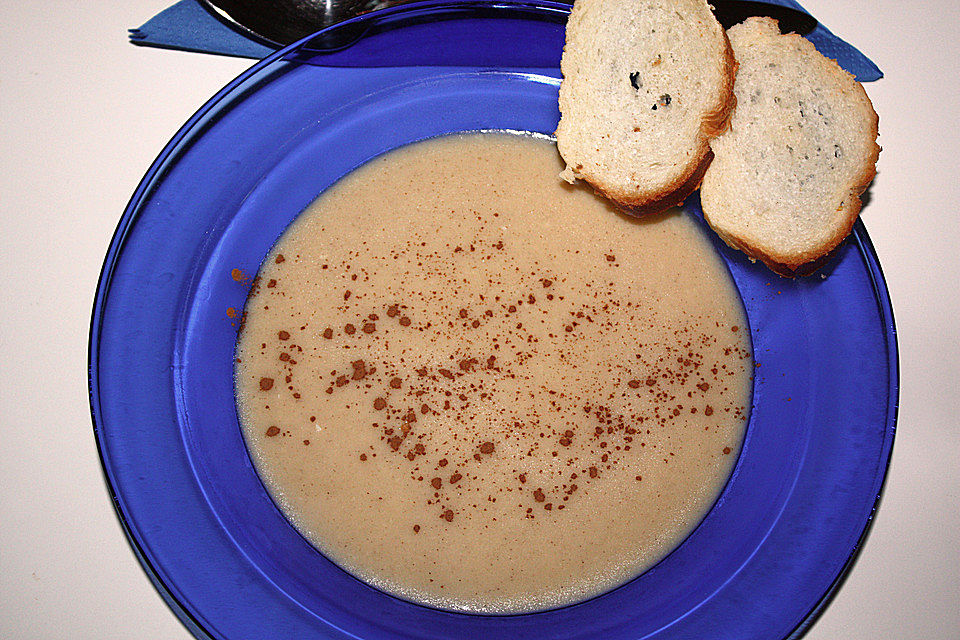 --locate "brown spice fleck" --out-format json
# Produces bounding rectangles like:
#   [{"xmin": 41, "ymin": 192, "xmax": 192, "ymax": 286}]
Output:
[
  {"xmin": 359, "ymin": 453, "xmax": 367, "ymax": 461},
  {"xmin": 388, "ymin": 436, "xmax": 403, "ymax": 451},
  {"xmin": 479, "ymin": 441, "xmax": 495, "ymax": 454},
  {"xmin": 265, "ymin": 426, "xmax": 280, "ymax": 437},
  {"xmin": 698, "ymin": 382, "xmax": 711, "ymax": 391},
  {"xmin": 374, "ymin": 397, "xmax": 386, "ymax": 410},
  {"xmin": 259, "ymin": 377, "xmax": 274, "ymax": 391},
  {"xmin": 542, "ymin": 278, "xmax": 553, "ymax": 287},
  {"xmin": 389, "ymin": 377, "xmax": 403, "ymax": 389},
  {"xmin": 279, "ymin": 352, "xmax": 290, "ymax": 362},
  {"xmin": 628, "ymin": 379, "xmax": 641, "ymax": 389},
  {"xmin": 275, "ymin": 254, "xmax": 285, "ymax": 263},
  {"xmin": 606, "ymin": 254, "xmax": 616, "ymax": 262},
  {"xmin": 431, "ymin": 477, "xmax": 442, "ymax": 489},
  {"xmin": 438, "ymin": 369, "xmax": 455, "ymax": 380},
  {"xmin": 449, "ymin": 473, "xmax": 462, "ymax": 484},
  {"xmin": 344, "ymin": 323, "xmax": 356, "ymax": 335},
  {"xmin": 278, "ymin": 330, "xmax": 290, "ymax": 340},
  {"xmin": 413, "ymin": 524, "xmax": 420, "ymax": 533},
  {"xmin": 705, "ymin": 405, "xmax": 714, "ymax": 416},
  {"xmin": 533, "ymin": 488, "xmax": 545, "ymax": 502},
  {"xmin": 322, "ymin": 328, "xmax": 333, "ymax": 339},
  {"xmin": 723, "ymin": 447, "xmax": 732, "ymax": 455},
  {"xmin": 588, "ymin": 466, "xmax": 598, "ymax": 478},
  {"xmin": 399, "ymin": 317, "xmax": 411, "ymax": 327},
  {"xmin": 441, "ymin": 509, "xmax": 454, "ymax": 522},
  {"xmin": 646, "ymin": 377, "xmax": 657, "ymax": 386},
  {"xmin": 438, "ymin": 458, "xmax": 448, "ymax": 467},
  {"xmin": 362, "ymin": 322, "xmax": 376, "ymax": 334},
  {"xmin": 351, "ymin": 360, "xmax": 368, "ymax": 380},
  {"xmin": 459, "ymin": 309, "xmax": 469, "ymax": 318},
  {"xmin": 266, "ymin": 279, "xmax": 277, "ymax": 288},
  {"xmin": 387, "ymin": 305, "xmax": 399, "ymax": 317}
]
